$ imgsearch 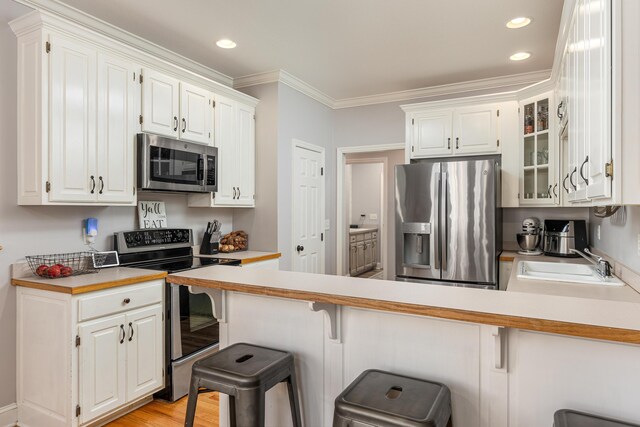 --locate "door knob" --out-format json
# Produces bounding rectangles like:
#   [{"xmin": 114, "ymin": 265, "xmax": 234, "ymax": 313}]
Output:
[{"xmin": 296, "ymin": 245, "xmax": 304, "ymax": 253}]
